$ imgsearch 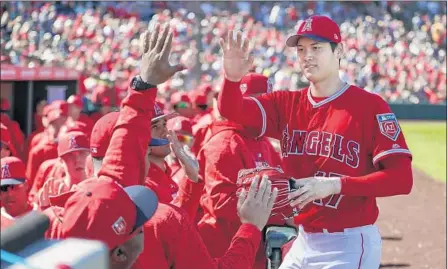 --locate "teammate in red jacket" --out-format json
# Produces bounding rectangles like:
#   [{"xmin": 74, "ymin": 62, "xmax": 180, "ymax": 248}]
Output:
[
  {"xmin": 26, "ymin": 101, "xmax": 68, "ymax": 186},
  {"xmin": 218, "ymin": 15, "xmax": 413, "ymax": 268},
  {"xmin": 197, "ymin": 73, "xmax": 283, "ymax": 269},
  {"xmin": 36, "ymin": 131, "xmax": 90, "ymax": 209}
]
